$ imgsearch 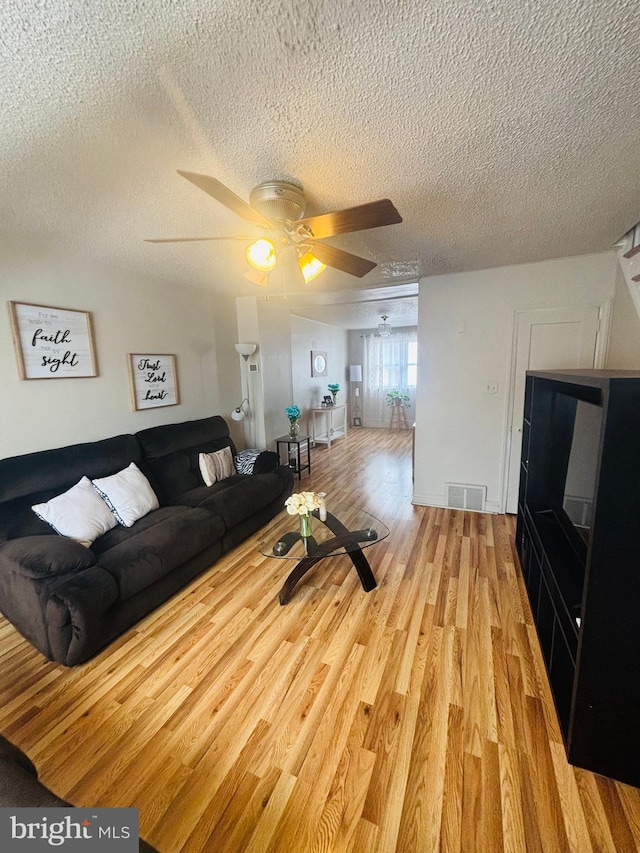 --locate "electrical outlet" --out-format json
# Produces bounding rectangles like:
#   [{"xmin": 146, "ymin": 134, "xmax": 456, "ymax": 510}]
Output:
[{"xmin": 483, "ymin": 382, "xmax": 498, "ymax": 394}]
